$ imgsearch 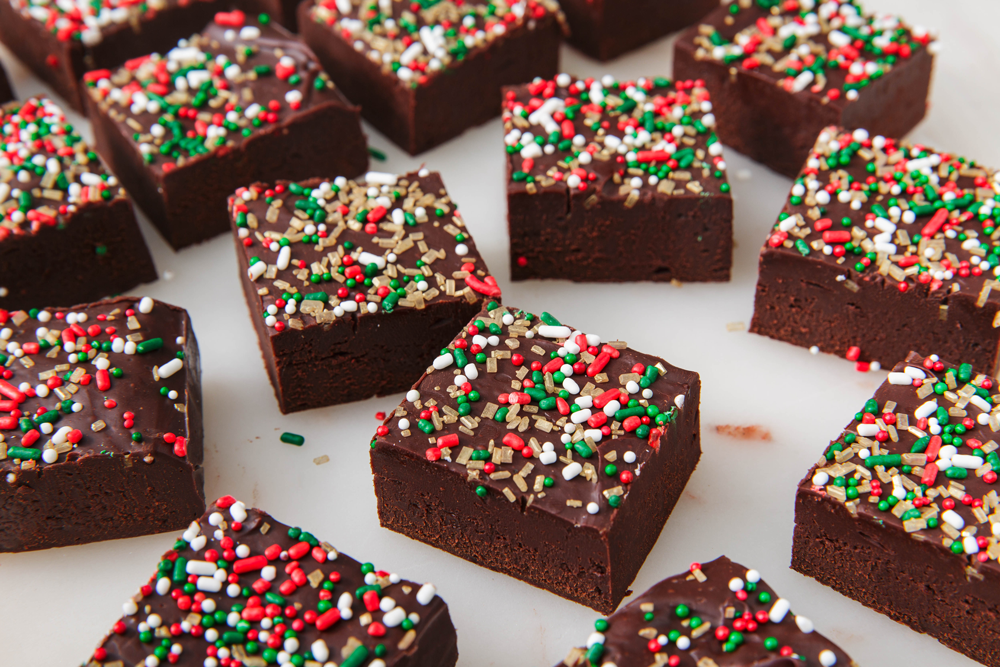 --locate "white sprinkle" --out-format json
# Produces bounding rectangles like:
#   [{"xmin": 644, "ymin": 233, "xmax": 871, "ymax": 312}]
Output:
[
  {"xmin": 432, "ymin": 353, "xmax": 453, "ymax": 370},
  {"xmin": 537, "ymin": 325, "xmax": 572, "ymax": 338},
  {"xmin": 562, "ymin": 462, "xmax": 583, "ymax": 481},
  {"xmin": 942, "ymin": 509, "xmax": 965, "ymax": 530},
  {"xmin": 157, "ymin": 358, "xmax": 184, "ymax": 379},
  {"xmin": 365, "ymin": 171, "xmax": 398, "ymax": 186},
  {"xmin": 138, "ymin": 297, "xmax": 155, "ymax": 314},
  {"xmin": 769, "ymin": 598, "xmax": 791, "ymax": 623},
  {"xmin": 416, "ymin": 583, "xmax": 437, "ymax": 605}
]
